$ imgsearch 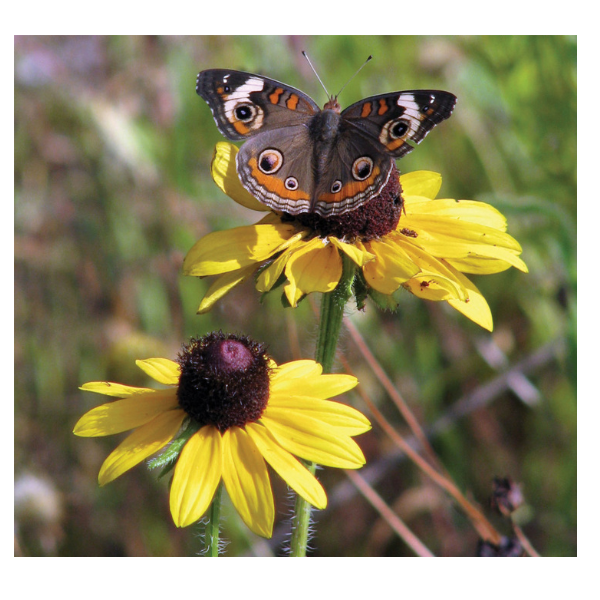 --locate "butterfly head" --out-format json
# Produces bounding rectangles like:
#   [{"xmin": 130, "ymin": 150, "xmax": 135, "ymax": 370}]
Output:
[{"xmin": 323, "ymin": 96, "xmax": 341, "ymax": 113}]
